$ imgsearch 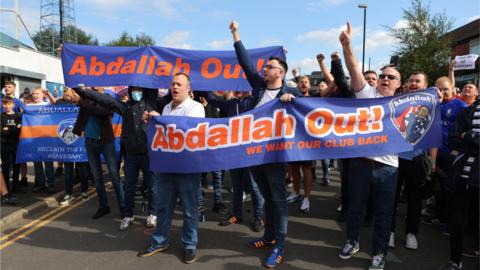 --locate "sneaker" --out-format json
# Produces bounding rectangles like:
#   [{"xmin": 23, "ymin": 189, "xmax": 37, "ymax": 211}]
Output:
[
  {"xmin": 336, "ymin": 204, "xmax": 342, "ymax": 212},
  {"xmin": 321, "ymin": 178, "xmax": 330, "ymax": 186},
  {"xmin": 264, "ymin": 247, "xmax": 283, "ymax": 268},
  {"xmin": 462, "ymin": 247, "xmax": 480, "ymax": 258},
  {"xmin": 32, "ymin": 186, "xmax": 45, "ymax": 193},
  {"xmin": 300, "ymin": 197, "xmax": 310, "ymax": 213},
  {"xmin": 242, "ymin": 192, "xmax": 251, "ymax": 202},
  {"xmin": 405, "ymin": 233, "xmax": 418, "ymax": 250},
  {"xmin": 369, "ymin": 253, "xmax": 386, "ymax": 270},
  {"xmin": 212, "ymin": 202, "xmax": 229, "ymax": 215},
  {"xmin": 247, "ymin": 238, "xmax": 276, "ymax": 249},
  {"xmin": 437, "ymin": 262, "xmax": 462, "ymax": 270},
  {"xmin": 119, "ymin": 217, "xmax": 134, "ymax": 231},
  {"xmin": 388, "ymin": 232, "xmax": 395, "ymax": 248},
  {"xmin": 92, "ymin": 207, "xmax": 110, "ymax": 219},
  {"xmin": 59, "ymin": 194, "xmax": 75, "ymax": 206},
  {"xmin": 45, "ymin": 186, "xmax": 55, "ymax": 195},
  {"xmin": 1, "ymin": 194, "xmax": 18, "ymax": 205},
  {"xmin": 137, "ymin": 244, "xmax": 169, "ymax": 257},
  {"xmin": 286, "ymin": 192, "xmax": 302, "ymax": 203},
  {"xmin": 219, "ymin": 215, "xmax": 242, "ymax": 226},
  {"xmin": 183, "ymin": 248, "xmax": 197, "ymax": 264},
  {"xmin": 146, "ymin": 214, "xmax": 157, "ymax": 228},
  {"xmin": 199, "ymin": 211, "xmax": 206, "ymax": 222},
  {"xmin": 81, "ymin": 192, "xmax": 90, "ymax": 201},
  {"xmin": 338, "ymin": 241, "xmax": 359, "ymax": 259},
  {"xmin": 252, "ymin": 219, "xmax": 264, "ymax": 232}
]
